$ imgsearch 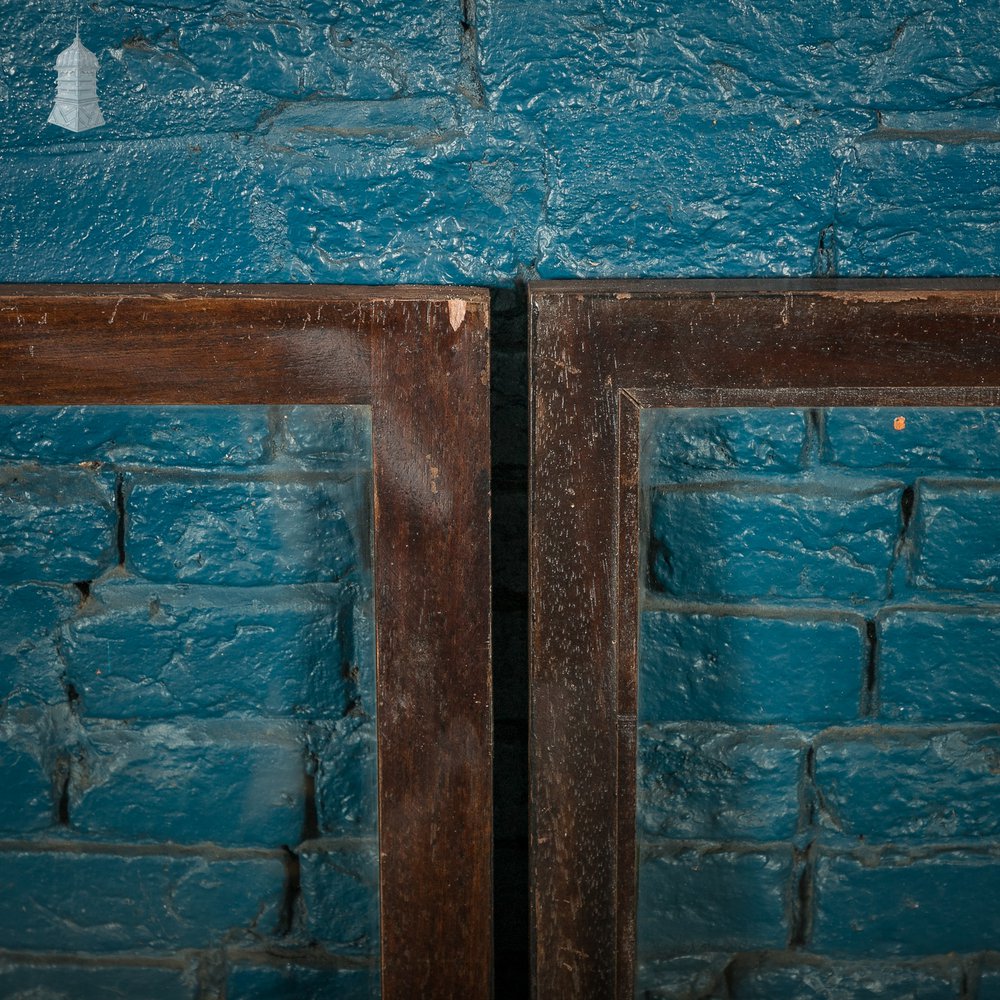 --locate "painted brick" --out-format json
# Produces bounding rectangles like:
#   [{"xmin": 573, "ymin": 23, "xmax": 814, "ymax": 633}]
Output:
[
  {"xmin": 815, "ymin": 730, "xmax": 1000, "ymax": 843},
  {"xmin": 480, "ymin": 1, "xmax": 994, "ymax": 117},
  {"xmin": 530, "ymin": 109, "xmax": 851, "ymax": 280},
  {"xmin": 637, "ymin": 848, "xmax": 791, "ymax": 957},
  {"xmin": 126, "ymin": 475, "xmax": 369, "ymax": 585},
  {"xmin": 272, "ymin": 405, "xmax": 372, "ymax": 470},
  {"xmin": 0, "ymin": 584, "xmax": 76, "ymax": 706},
  {"xmin": 63, "ymin": 582, "xmax": 369, "ymax": 720},
  {"xmin": 979, "ymin": 963, "xmax": 1000, "ymax": 1000},
  {"xmin": 638, "ymin": 725, "xmax": 804, "ymax": 842},
  {"xmin": 298, "ymin": 841, "xmax": 380, "ymax": 955},
  {"xmin": 0, "ymin": 851, "xmax": 284, "ymax": 952},
  {"xmin": 0, "ymin": 468, "xmax": 117, "ymax": 583},
  {"xmin": 838, "ymin": 139, "xmax": 1000, "ymax": 277},
  {"xmin": 0, "ymin": 962, "xmax": 196, "ymax": 1000},
  {"xmin": 647, "ymin": 484, "xmax": 901, "ymax": 602},
  {"xmin": 226, "ymin": 963, "xmax": 376, "ymax": 1000},
  {"xmin": 639, "ymin": 612, "xmax": 864, "ymax": 724},
  {"xmin": 635, "ymin": 953, "xmax": 731, "ymax": 1000},
  {"xmin": 879, "ymin": 611, "xmax": 1000, "ymax": 722},
  {"xmin": 823, "ymin": 407, "xmax": 1000, "ymax": 474},
  {"xmin": 812, "ymin": 851, "xmax": 1000, "ymax": 955},
  {"xmin": 0, "ymin": 406, "xmax": 270, "ymax": 468},
  {"xmin": 0, "ymin": 738, "xmax": 53, "ymax": 835},
  {"xmin": 1, "ymin": 3, "xmax": 464, "ymax": 148},
  {"xmin": 911, "ymin": 483, "xmax": 1000, "ymax": 593},
  {"xmin": 641, "ymin": 408, "xmax": 808, "ymax": 483},
  {"xmin": 726, "ymin": 956, "xmax": 962, "ymax": 1000},
  {"xmin": 71, "ymin": 719, "xmax": 306, "ymax": 847},
  {"xmin": 309, "ymin": 718, "xmax": 378, "ymax": 837}
]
